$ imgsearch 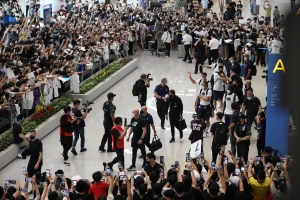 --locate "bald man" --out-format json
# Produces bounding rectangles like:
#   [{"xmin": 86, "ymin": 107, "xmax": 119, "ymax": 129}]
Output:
[
  {"xmin": 139, "ymin": 106, "xmax": 157, "ymax": 156},
  {"xmin": 126, "ymin": 109, "xmax": 147, "ymax": 171}
]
